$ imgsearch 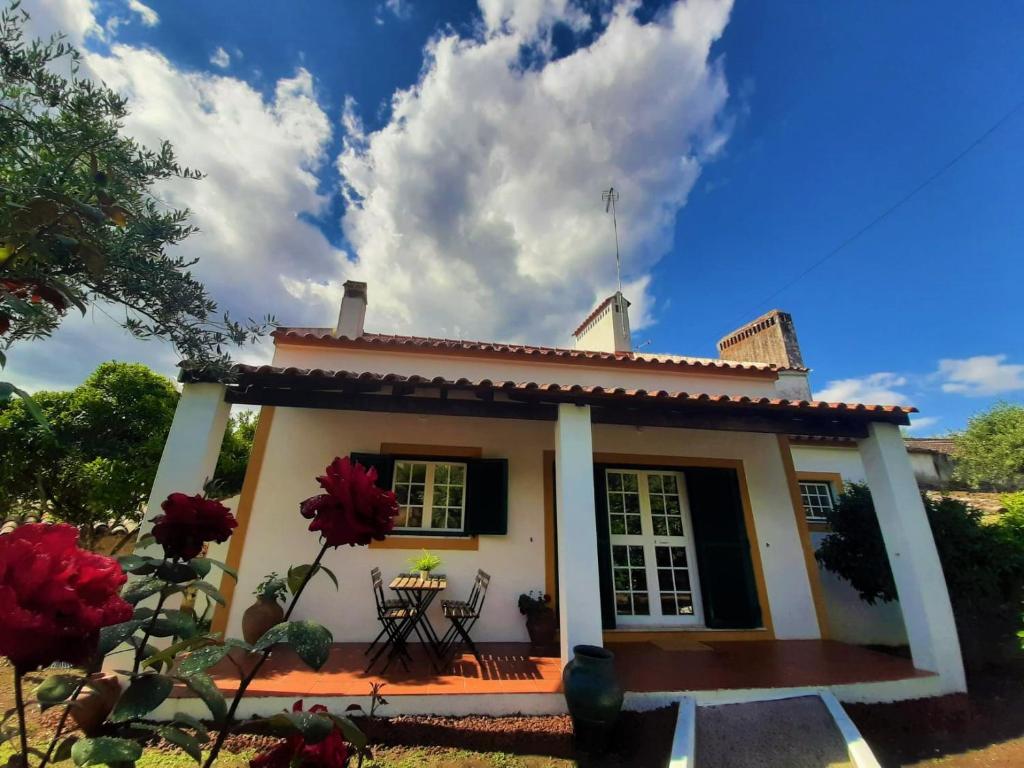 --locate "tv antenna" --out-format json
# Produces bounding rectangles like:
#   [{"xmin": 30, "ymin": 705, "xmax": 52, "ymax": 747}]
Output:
[{"xmin": 602, "ymin": 187, "xmax": 622, "ymax": 293}]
